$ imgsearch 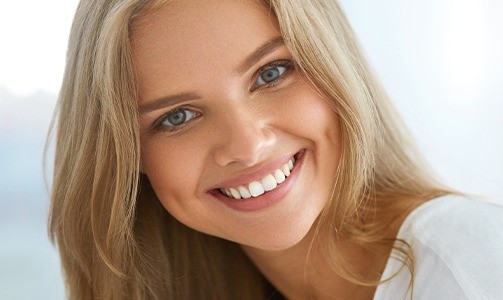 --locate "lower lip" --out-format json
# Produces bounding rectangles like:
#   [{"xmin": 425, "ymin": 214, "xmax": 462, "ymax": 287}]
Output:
[{"xmin": 209, "ymin": 150, "xmax": 305, "ymax": 212}]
